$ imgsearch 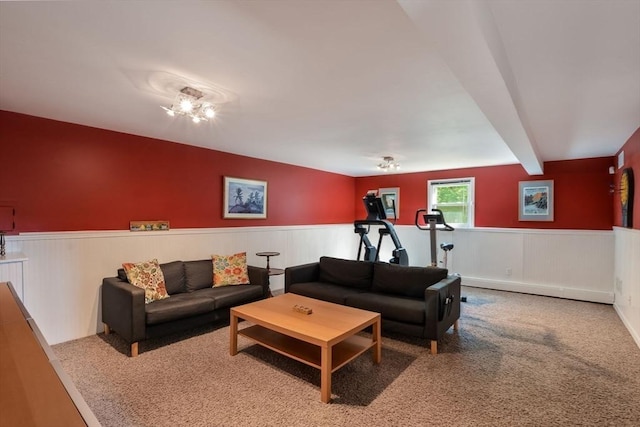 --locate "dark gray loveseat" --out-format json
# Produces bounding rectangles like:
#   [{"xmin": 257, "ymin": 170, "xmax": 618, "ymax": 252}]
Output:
[
  {"xmin": 102, "ymin": 259, "xmax": 269, "ymax": 356},
  {"xmin": 285, "ymin": 256, "xmax": 461, "ymax": 354}
]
